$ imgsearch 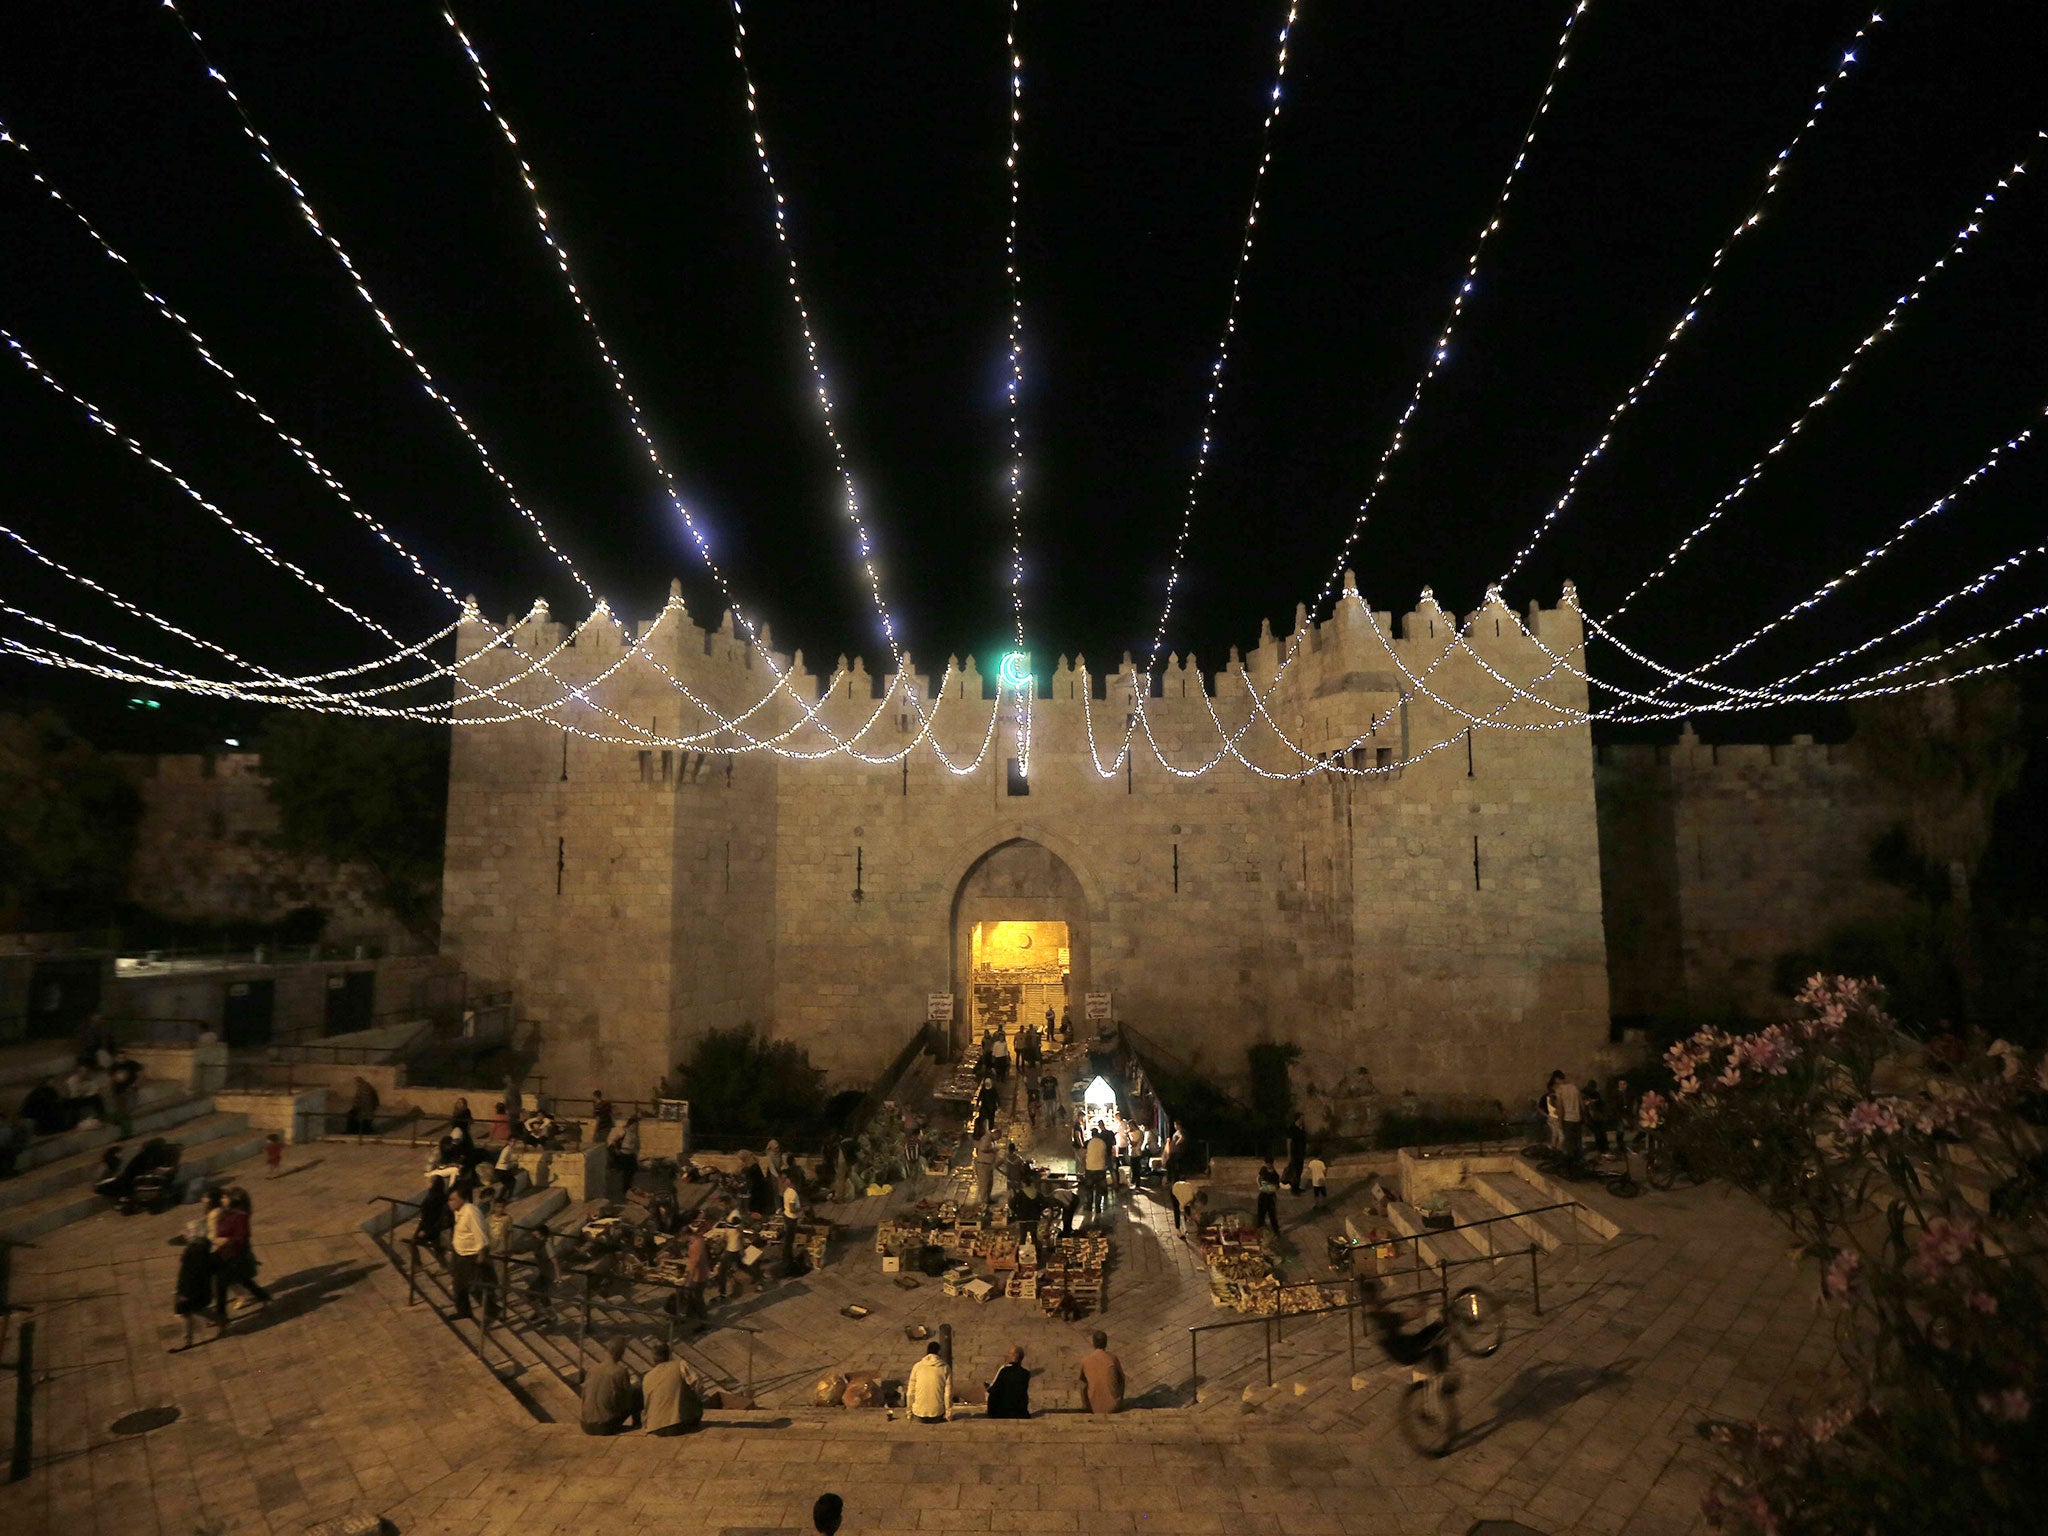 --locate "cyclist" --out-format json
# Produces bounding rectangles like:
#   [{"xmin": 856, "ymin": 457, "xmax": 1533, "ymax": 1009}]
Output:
[{"xmin": 1357, "ymin": 1278, "xmax": 1448, "ymax": 1369}]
